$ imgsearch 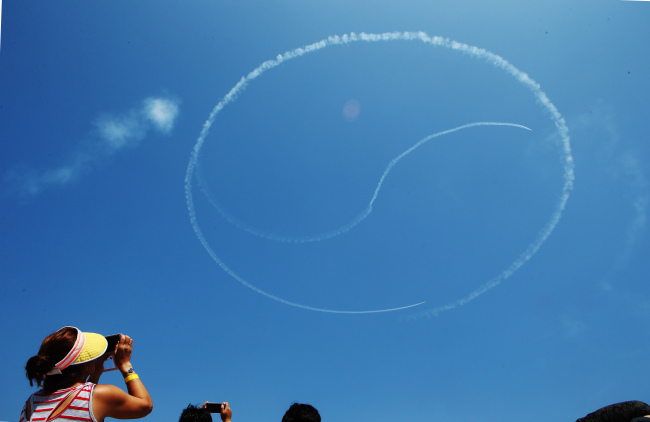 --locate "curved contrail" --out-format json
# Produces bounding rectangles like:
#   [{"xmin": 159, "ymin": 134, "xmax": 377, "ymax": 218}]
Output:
[
  {"xmin": 185, "ymin": 31, "xmax": 574, "ymax": 315},
  {"xmin": 197, "ymin": 122, "xmax": 531, "ymax": 243}
]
